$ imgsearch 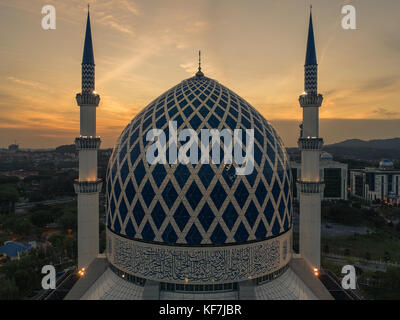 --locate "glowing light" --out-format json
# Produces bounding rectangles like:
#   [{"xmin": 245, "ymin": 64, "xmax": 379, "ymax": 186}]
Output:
[{"xmin": 78, "ymin": 268, "xmax": 86, "ymax": 277}]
